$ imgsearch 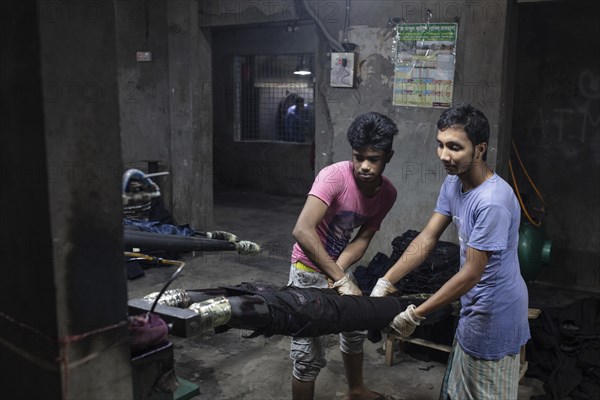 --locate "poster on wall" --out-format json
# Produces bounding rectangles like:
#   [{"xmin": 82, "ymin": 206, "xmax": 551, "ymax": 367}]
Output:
[{"xmin": 392, "ymin": 23, "xmax": 457, "ymax": 108}]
